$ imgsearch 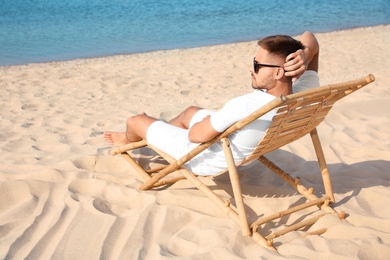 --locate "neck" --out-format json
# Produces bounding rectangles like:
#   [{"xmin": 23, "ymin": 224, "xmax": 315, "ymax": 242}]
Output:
[{"xmin": 267, "ymin": 82, "xmax": 292, "ymax": 97}]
